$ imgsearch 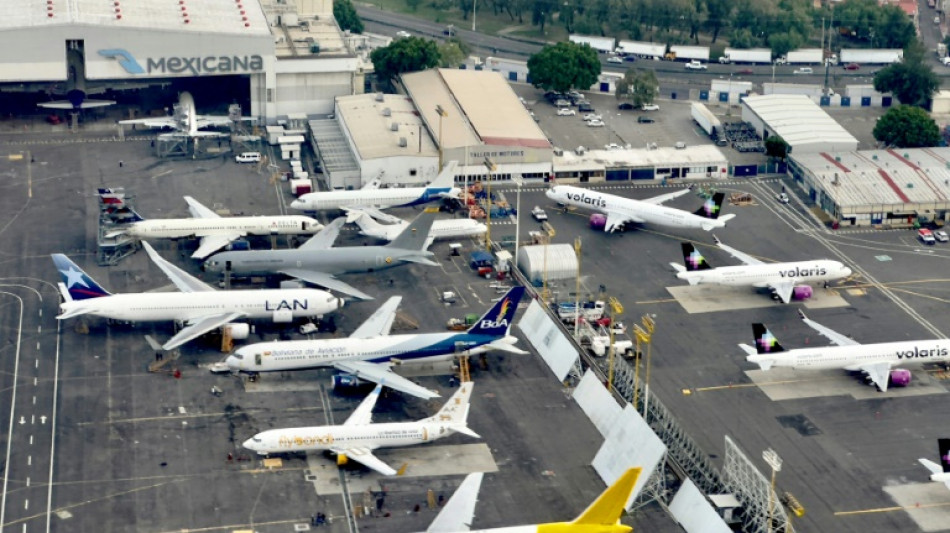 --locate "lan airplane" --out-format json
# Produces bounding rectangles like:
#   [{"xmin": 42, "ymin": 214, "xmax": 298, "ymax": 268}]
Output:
[
  {"xmin": 290, "ymin": 161, "xmax": 461, "ymax": 214},
  {"xmin": 204, "ymin": 212, "xmax": 438, "ymax": 300},
  {"xmin": 225, "ymin": 287, "xmax": 526, "ymax": 399},
  {"xmin": 347, "ymin": 207, "xmax": 486, "ymax": 247},
  {"xmin": 425, "ymin": 467, "xmax": 641, "ymax": 533},
  {"xmin": 919, "ymin": 439, "xmax": 950, "ymax": 490},
  {"xmin": 545, "ymin": 185, "xmax": 735, "ymax": 233},
  {"xmin": 53, "ymin": 241, "xmax": 342, "ymax": 350},
  {"xmin": 742, "ymin": 310, "xmax": 950, "ymax": 391},
  {"xmin": 103, "ymin": 192, "xmax": 323, "ymax": 259},
  {"xmin": 243, "ymin": 382, "xmax": 478, "ymax": 476},
  {"xmin": 670, "ymin": 237, "xmax": 852, "ymax": 303},
  {"xmin": 118, "ymin": 91, "xmax": 248, "ymax": 137}
]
